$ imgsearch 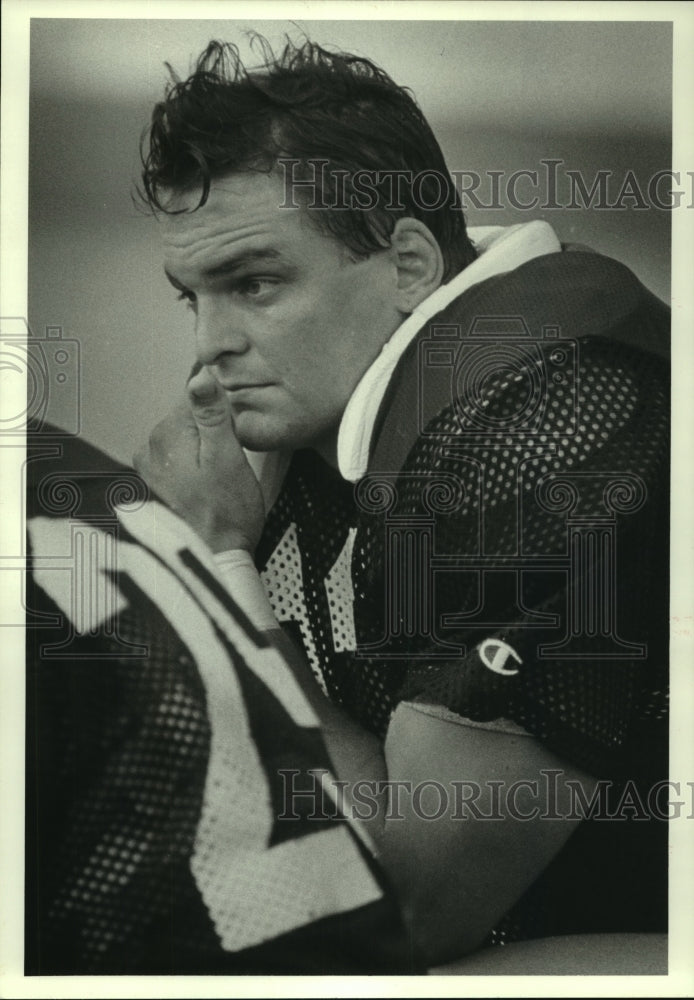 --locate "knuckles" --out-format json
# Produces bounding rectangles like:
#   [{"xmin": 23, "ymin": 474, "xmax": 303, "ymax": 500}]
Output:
[{"xmin": 147, "ymin": 403, "xmax": 194, "ymax": 450}]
